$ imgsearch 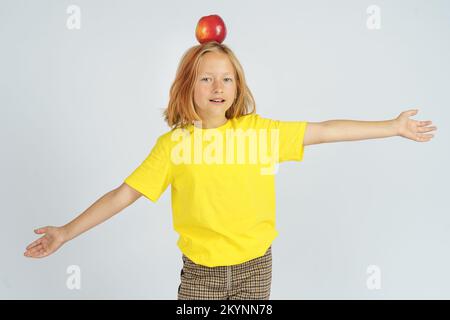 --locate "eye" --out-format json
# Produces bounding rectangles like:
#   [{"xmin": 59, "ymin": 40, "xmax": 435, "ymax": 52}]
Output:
[{"xmin": 224, "ymin": 77, "xmax": 233, "ymax": 82}]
